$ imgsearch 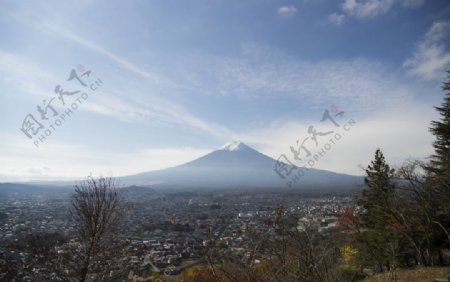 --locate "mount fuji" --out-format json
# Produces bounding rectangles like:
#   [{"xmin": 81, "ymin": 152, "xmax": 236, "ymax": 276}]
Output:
[{"xmin": 120, "ymin": 141, "xmax": 363, "ymax": 190}]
